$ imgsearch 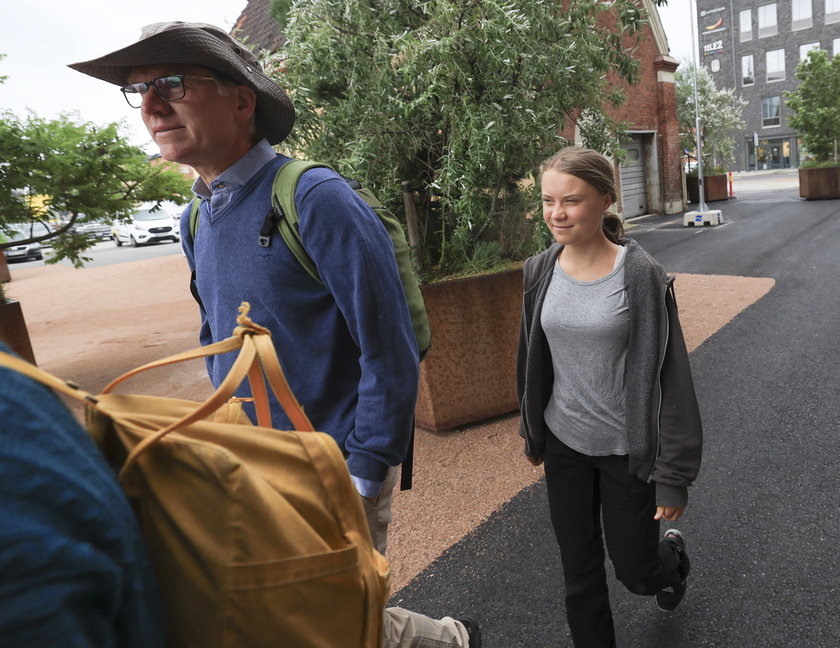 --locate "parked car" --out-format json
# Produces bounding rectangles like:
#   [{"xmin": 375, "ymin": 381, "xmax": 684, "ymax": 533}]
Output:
[
  {"xmin": 112, "ymin": 208, "xmax": 180, "ymax": 247},
  {"xmin": 0, "ymin": 223, "xmax": 54, "ymax": 263},
  {"xmin": 71, "ymin": 219, "xmax": 113, "ymax": 240}
]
